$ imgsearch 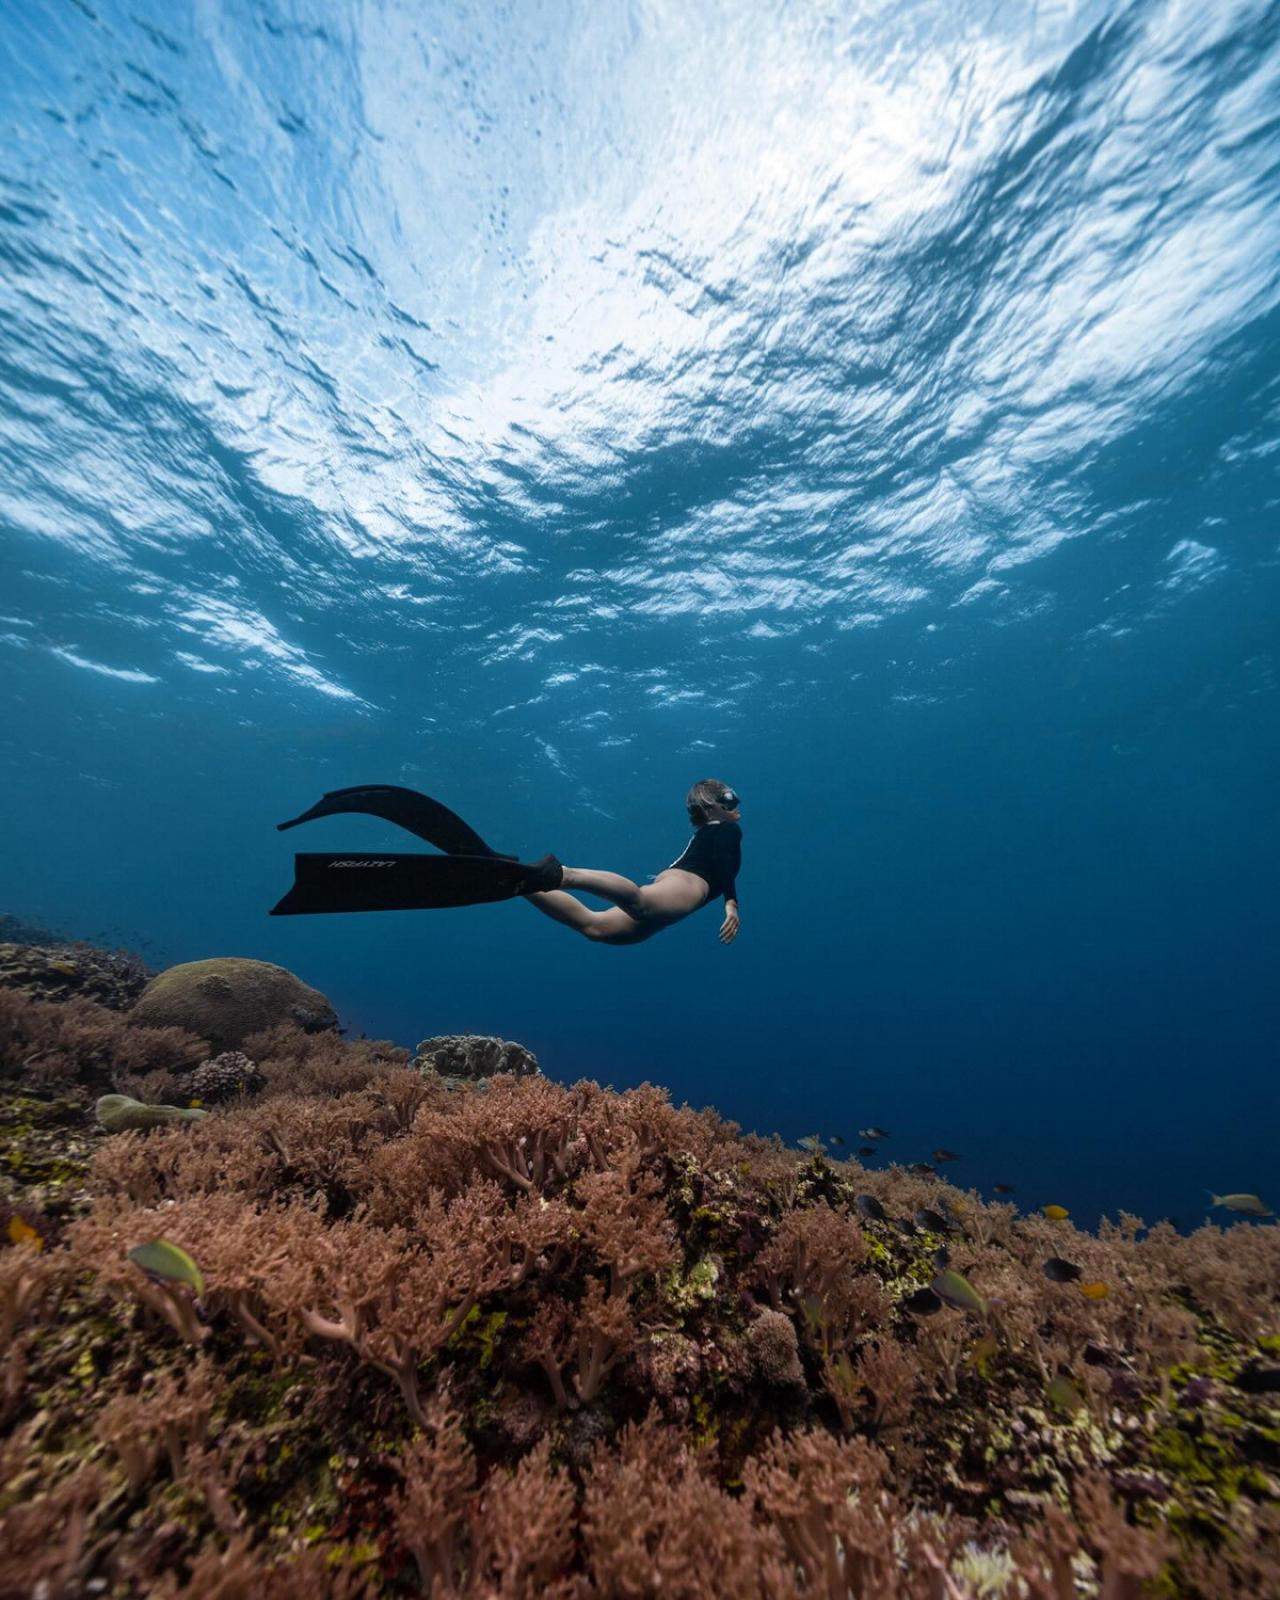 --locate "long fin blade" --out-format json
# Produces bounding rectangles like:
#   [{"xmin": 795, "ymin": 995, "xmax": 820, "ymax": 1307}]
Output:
[
  {"xmin": 276, "ymin": 785, "xmax": 513, "ymax": 858},
  {"xmin": 269, "ymin": 852, "xmax": 538, "ymax": 915}
]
